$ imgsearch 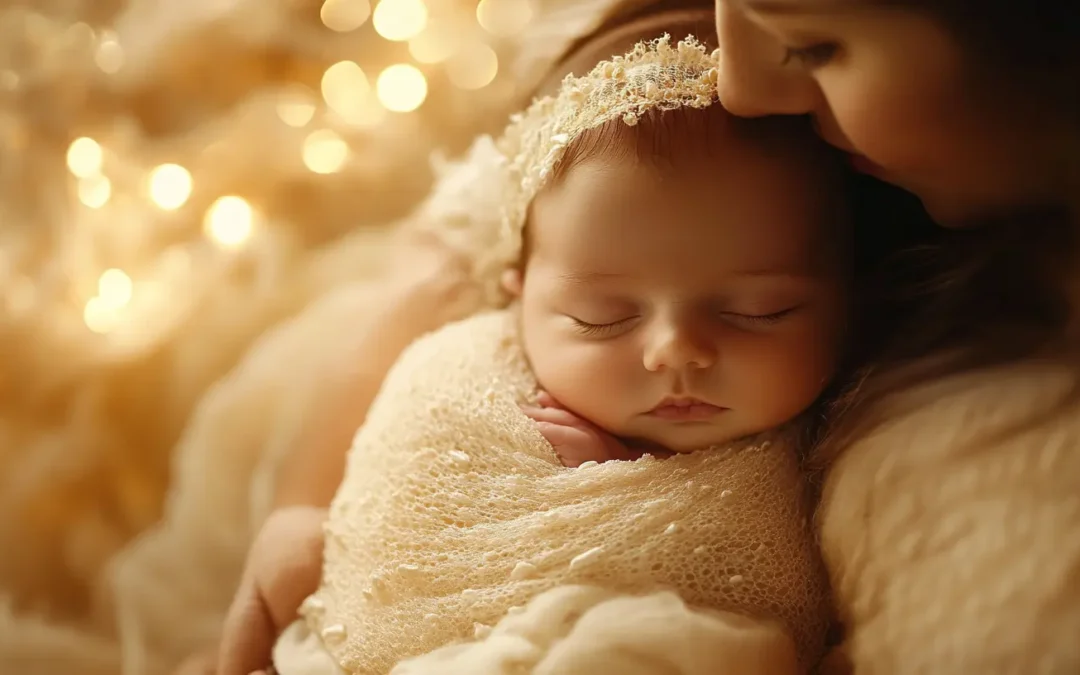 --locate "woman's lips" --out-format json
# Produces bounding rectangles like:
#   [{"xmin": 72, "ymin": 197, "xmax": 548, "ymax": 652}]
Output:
[{"xmin": 648, "ymin": 398, "xmax": 727, "ymax": 422}]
